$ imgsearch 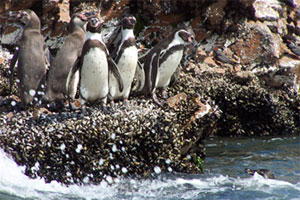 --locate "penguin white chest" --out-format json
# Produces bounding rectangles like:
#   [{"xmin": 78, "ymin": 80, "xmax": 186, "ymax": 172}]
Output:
[
  {"xmin": 80, "ymin": 48, "xmax": 109, "ymax": 101},
  {"xmin": 109, "ymin": 46, "xmax": 138, "ymax": 99},
  {"xmin": 157, "ymin": 50, "xmax": 183, "ymax": 88}
]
